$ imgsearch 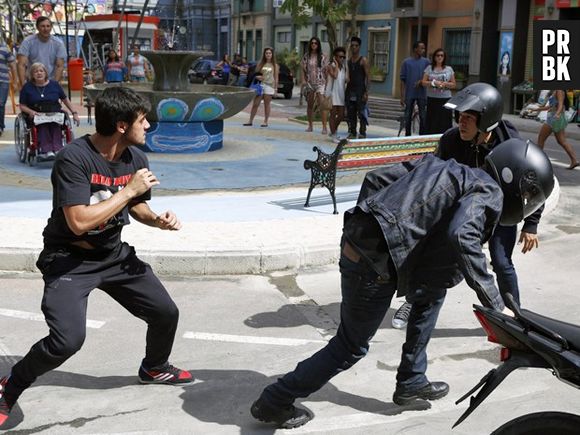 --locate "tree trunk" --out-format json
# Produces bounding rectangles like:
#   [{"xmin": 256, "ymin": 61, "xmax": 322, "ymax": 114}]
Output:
[
  {"xmin": 325, "ymin": 18, "xmax": 337, "ymax": 54},
  {"xmin": 348, "ymin": 0, "xmax": 359, "ymax": 38}
]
